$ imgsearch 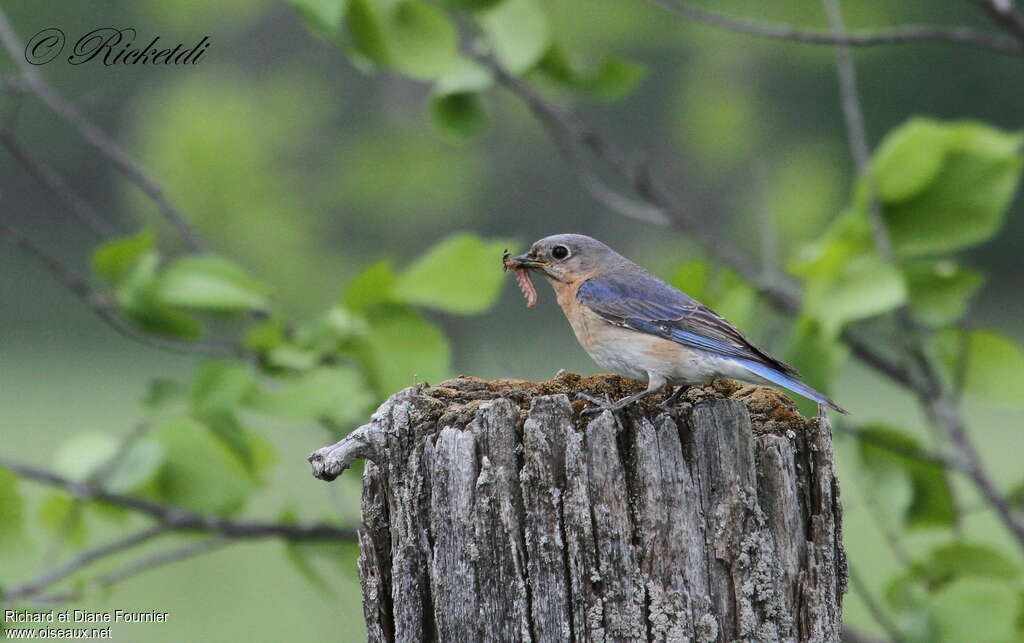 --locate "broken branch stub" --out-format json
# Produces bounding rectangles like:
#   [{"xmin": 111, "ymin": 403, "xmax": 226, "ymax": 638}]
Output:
[{"xmin": 308, "ymin": 373, "xmax": 847, "ymax": 642}]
